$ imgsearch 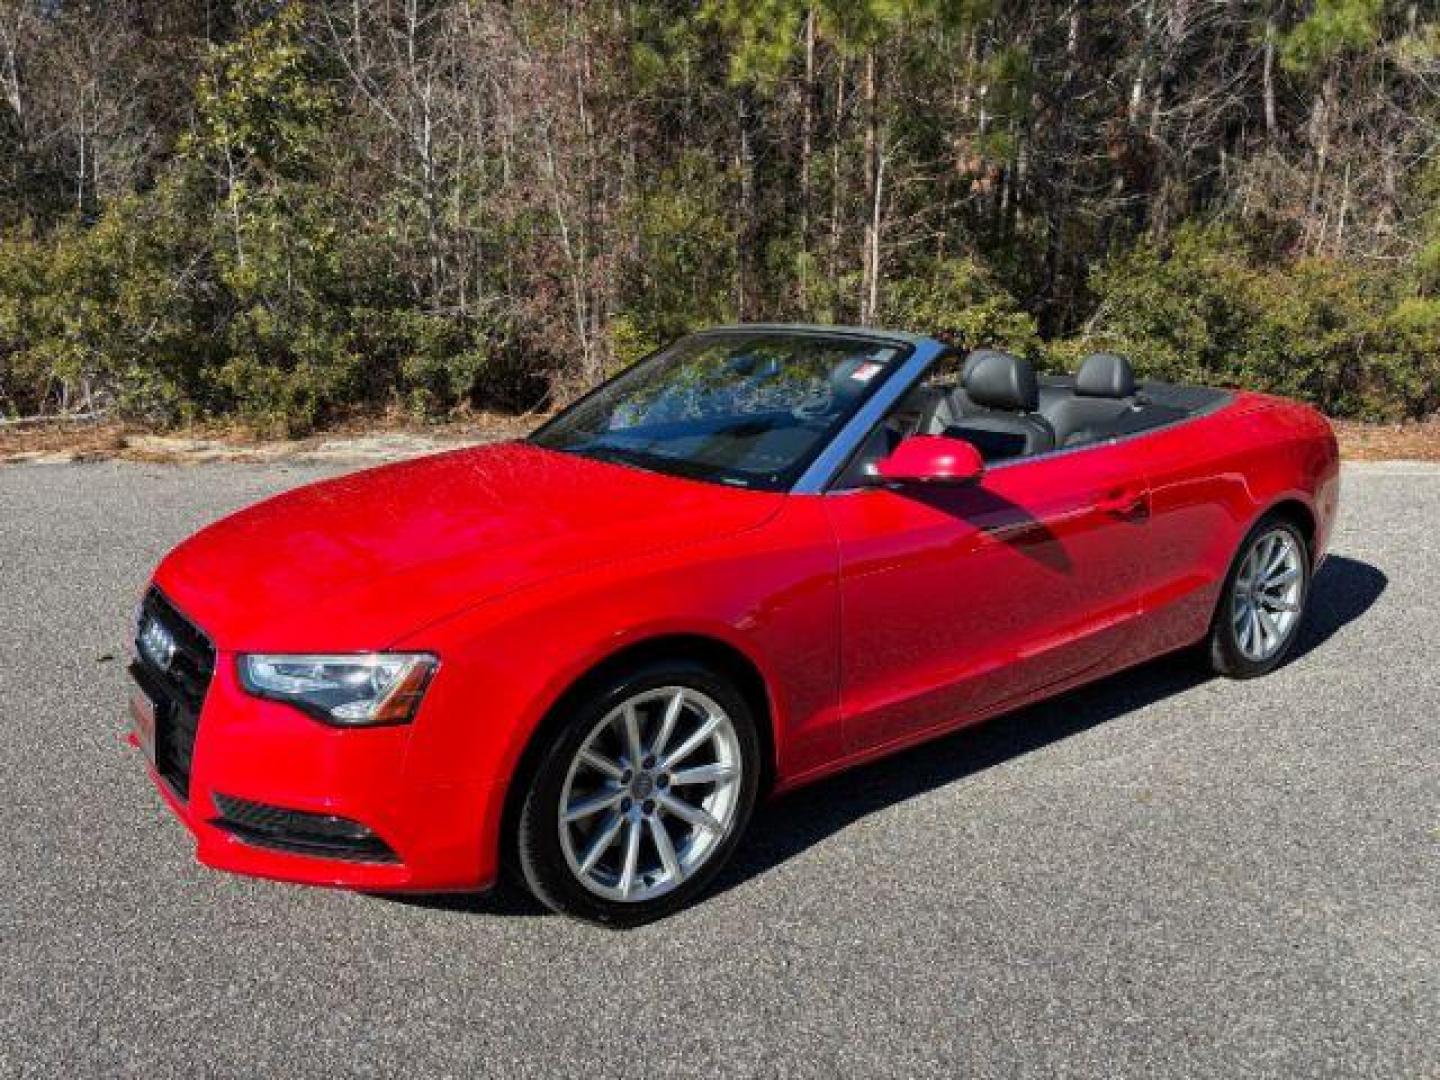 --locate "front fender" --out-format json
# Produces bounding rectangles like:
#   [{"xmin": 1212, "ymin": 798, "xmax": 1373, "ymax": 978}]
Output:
[{"xmin": 389, "ymin": 496, "xmax": 841, "ymax": 881}]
